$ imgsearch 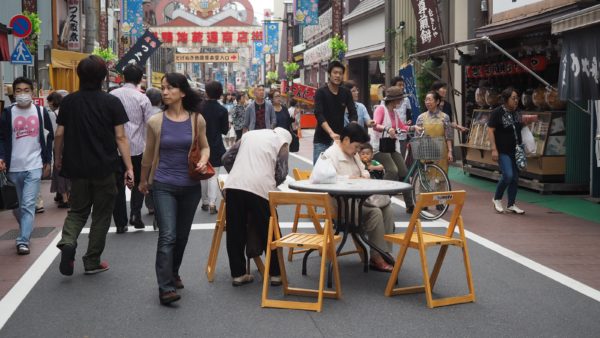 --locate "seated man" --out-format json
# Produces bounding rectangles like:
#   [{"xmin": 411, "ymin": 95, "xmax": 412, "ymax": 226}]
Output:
[{"xmin": 319, "ymin": 124, "xmax": 394, "ymax": 272}]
